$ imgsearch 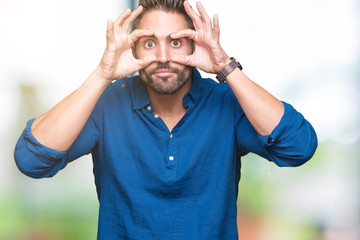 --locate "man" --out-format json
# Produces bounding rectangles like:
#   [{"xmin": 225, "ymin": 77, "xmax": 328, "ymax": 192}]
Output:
[{"xmin": 14, "ymin": 0, "xmax": 317, "ymax": 239}]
